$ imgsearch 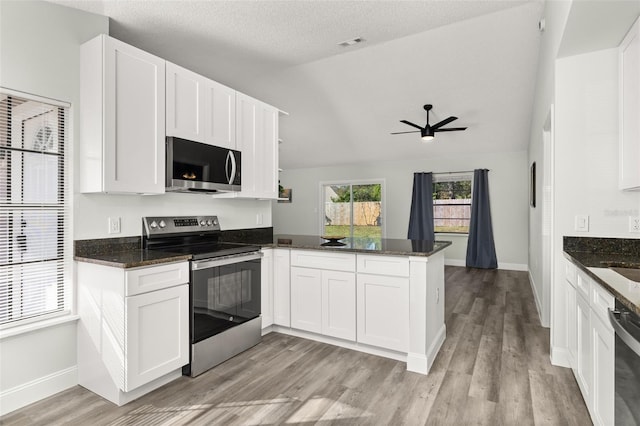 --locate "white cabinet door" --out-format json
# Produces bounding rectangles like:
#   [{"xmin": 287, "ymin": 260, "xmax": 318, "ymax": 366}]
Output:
[
  {"xmin": 261, "ymin": 248, "xmax": 274, "ymax": 328},
  {"xmin": 565, "ymin": 278, "xmax": 577, "ymax": 370},
  {"xmin": 166, "ymin": 62, "xmax": 206, "ymax": 142},
  {"xmin": 322, "ymin": 270, "xmax": 356, "ymax": 341},
  {"xmin": 204, "ymin": 80, "xmax": 236, "ymax": 149},
  {"xmin": 576, "ymin": 293, "xmax": 592, "ymax": 402},
  {"xmin": 290, "ymin": 266, "xmax": 322, "ymax": 334},
  {"xmin": 125, "ymin": 284, "xmax": 189, "ymax": 392},
  {"xmin": 357, "ymin": 273, "xmax": 409, "ymax": 352},
  {"xmin": 591, "ymin": 313, "xmax": 614, "ymax": 426},
  {"xmin": 620, "ymin": 17, "xmax": 640, "ymax": 190},
  {"xmin": 235, "ymin": 92, "xmax": 279, "ymax": 199},
  {"xmin": 273, "ymin": 249, "xmax": 291, "ymax": 327},
  {"xmin": 103, "ymin": 36, "xmax": 165, "ymax": 194}
]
